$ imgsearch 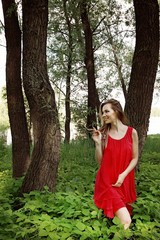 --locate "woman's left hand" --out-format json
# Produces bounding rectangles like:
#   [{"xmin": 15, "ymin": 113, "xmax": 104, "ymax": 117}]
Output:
[{"xmin": 112, "ymin": 173, "xmax": 126, "ymax": 187}]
